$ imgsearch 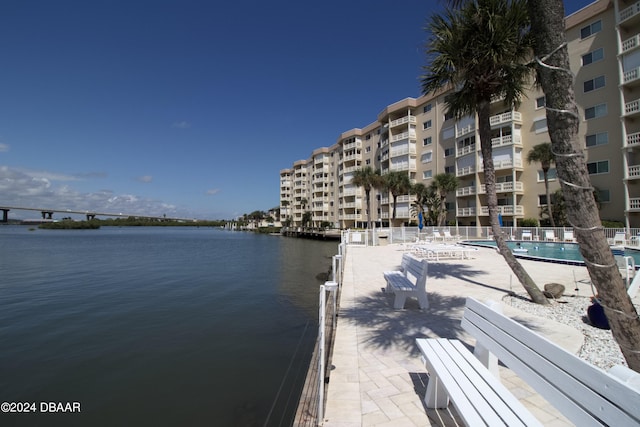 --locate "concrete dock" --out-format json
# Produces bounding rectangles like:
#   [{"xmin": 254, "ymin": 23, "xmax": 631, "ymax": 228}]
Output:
[{"xmin": 321, "ymin": 243, "xmax": 617, "ymax": 427}]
